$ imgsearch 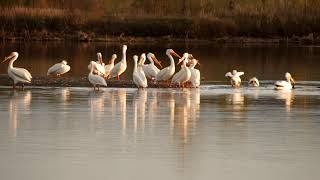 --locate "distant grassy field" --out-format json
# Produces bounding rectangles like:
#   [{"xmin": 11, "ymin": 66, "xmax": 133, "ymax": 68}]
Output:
[{"xmin": 0, "ymin": 0, "xmax": 320, "ymax": 42}]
